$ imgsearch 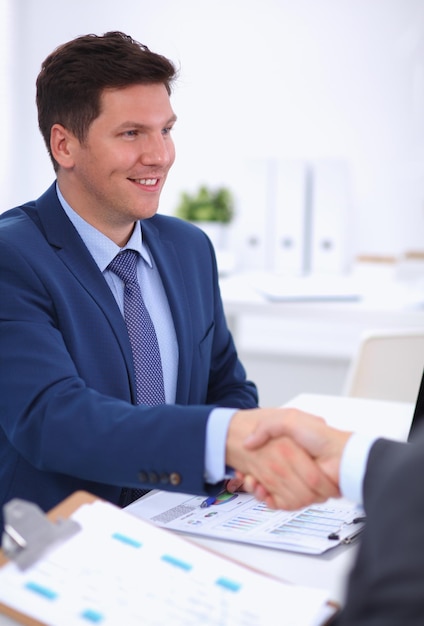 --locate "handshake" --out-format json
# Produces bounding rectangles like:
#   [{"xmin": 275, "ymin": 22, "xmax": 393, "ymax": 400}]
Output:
[{"xmin": 225, "ymin": 408, "xmax": 353, "ymax": 510}]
